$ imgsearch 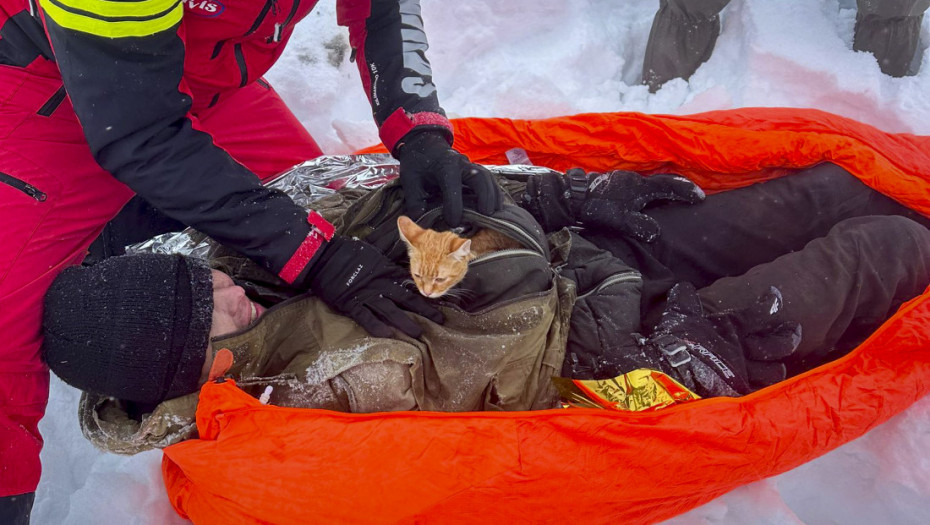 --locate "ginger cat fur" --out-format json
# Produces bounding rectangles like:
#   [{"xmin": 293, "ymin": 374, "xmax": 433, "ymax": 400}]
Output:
[{"xmin": 397, "ymin": 215, "xmax": 521, "ymax": 298}]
